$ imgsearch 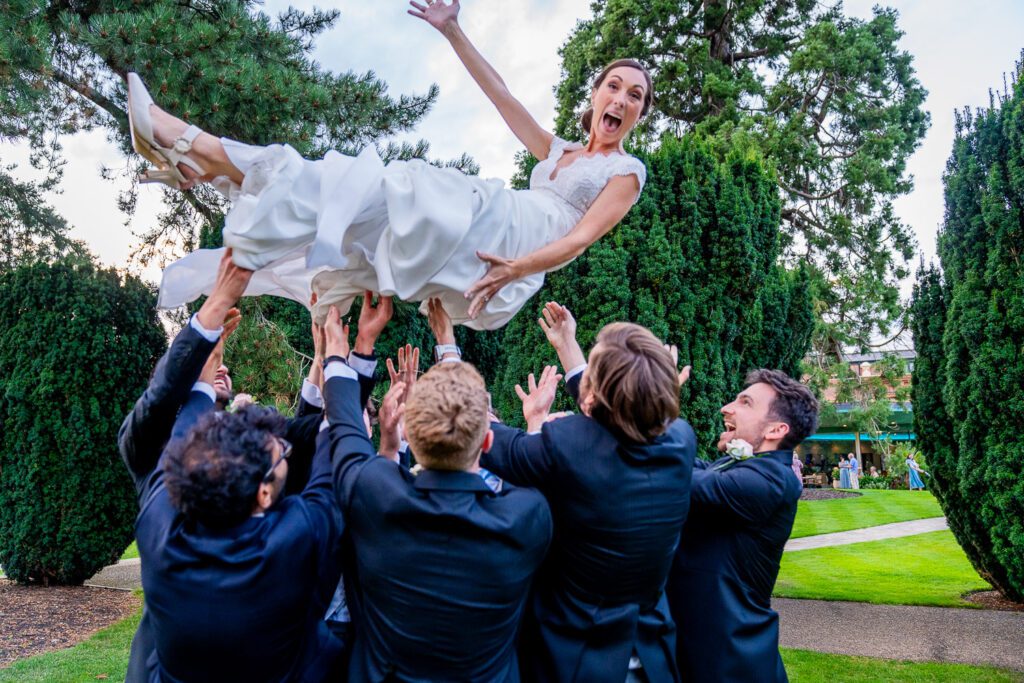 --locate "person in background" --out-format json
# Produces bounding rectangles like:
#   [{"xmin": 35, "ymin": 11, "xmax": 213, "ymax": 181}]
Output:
[
  {"xmin": 839, "ymin": 453, "xmax": 852, "ymax": 489},
  {"xmin": 907, "ymin": 452, "xmax": 928, "ymax": 491},
  {"xmin": 869, "ymin": 465, "xmax": 880, "ymax": 478},
  {"xmin": 848, "ymin": 452, "xmax": 860, "ymax": 489},
  {"xmin": 791, "ymin": 452, "xmax": 804, "ymax": 482}
]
